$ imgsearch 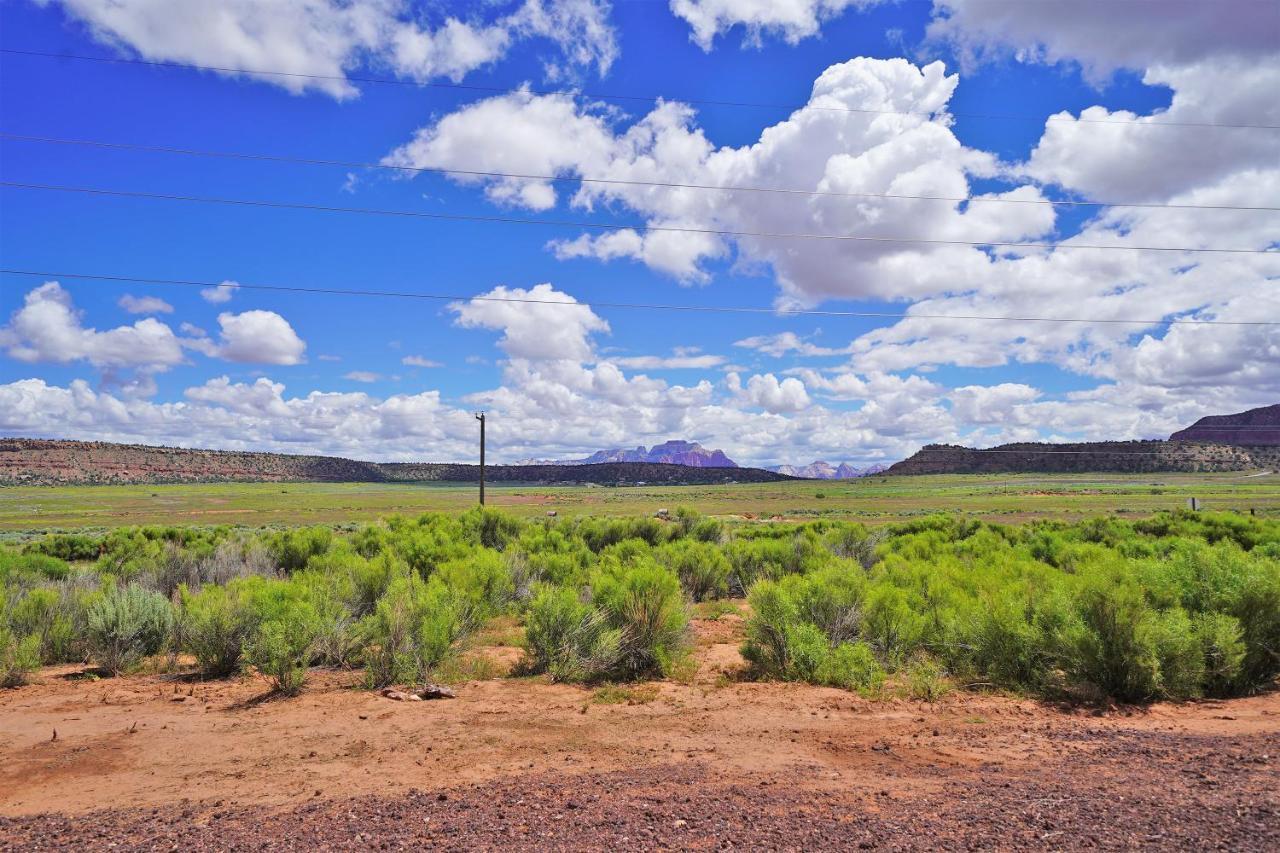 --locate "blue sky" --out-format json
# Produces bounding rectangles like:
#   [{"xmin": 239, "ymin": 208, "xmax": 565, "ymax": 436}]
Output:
[{"xmin": 1, "ymin": 1, "xmax": 1277, "ymax": 466}]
